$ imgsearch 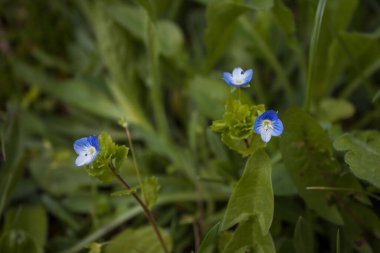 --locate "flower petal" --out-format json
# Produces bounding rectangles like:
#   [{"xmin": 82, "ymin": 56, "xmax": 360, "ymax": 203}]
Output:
[
  {"xmin": 73, "ymin": 137, "xmax": 91, "ymax": 154},
  {"xmin": 75, "ymin": 153, "xmax": 97, "ymax": 167},
  {"xmin": 87, "ymin": 135, "xmax": 100, "ymax": 152},
  {"xmin": 261, "ymin": 110, "xmax": 278, "ymax": 121},
  {"xmin": 260, "ymin": 128, "xmax": 273, "ymax": 143},
  {"xmin": 242, "ymin": 69, "xmax": 253, "ymax": 84},
  {"xmin": 254, "ymin": 116, "xmax": 263, "ymax": 134},
  {"xmin": 232, "ymin": 67, "xmax": 243, "ymax": 77},
  {"xmin": 223, "ymin": 72, "xmax": 234, "ymax": 85},
  {"xmin": 271, "ymin": 119, "xmax": 284, "ymax": 136}
]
